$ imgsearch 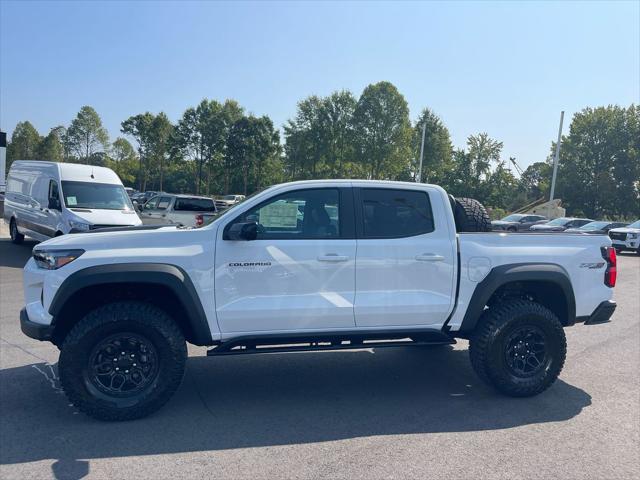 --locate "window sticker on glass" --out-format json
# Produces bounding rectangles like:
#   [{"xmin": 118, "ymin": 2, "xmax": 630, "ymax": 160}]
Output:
[
  {"xmin": 66, "ymin": 196, "xmax": 77, "ymax": 206},
  {"xmin": 259, "ymin": 202, "xmax": 299, "ymax": 228}
]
